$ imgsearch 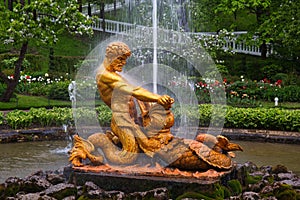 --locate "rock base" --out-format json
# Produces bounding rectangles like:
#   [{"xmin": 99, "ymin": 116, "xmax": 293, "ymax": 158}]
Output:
[{"xmin": 1, "ymin": 162, "xmax": 299, "ymax": 199}]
